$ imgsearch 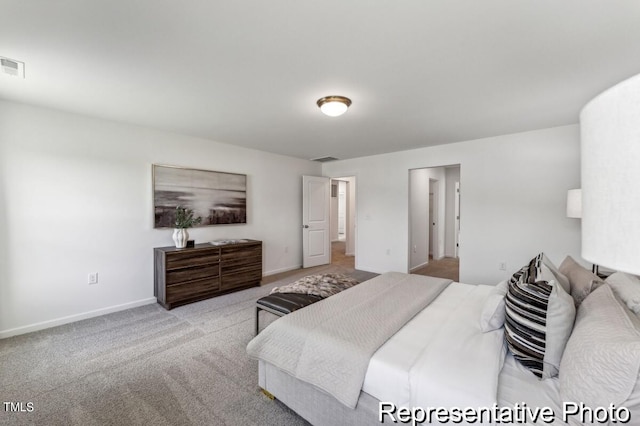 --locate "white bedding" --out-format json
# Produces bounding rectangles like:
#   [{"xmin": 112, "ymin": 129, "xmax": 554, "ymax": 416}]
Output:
[
  {"xmin": 254, "ymin": 274, "xmax": 567, "ymax": 425},
  {"xmin": 363, "ymin": 282, "xmax": 507, "ymax": 409},
  {"xmin": 247, "ymin": 272, "xmax": 451, "ymax": 408},
  {"xmin": 498, "ymin": 353, "xmax": 562, "ymax": 424}
]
